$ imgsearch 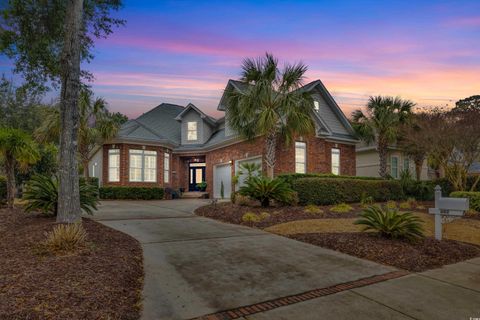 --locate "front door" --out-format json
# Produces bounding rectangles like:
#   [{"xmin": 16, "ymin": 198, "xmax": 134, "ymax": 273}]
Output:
[{"xmin": 189, "ymin": 163, "xmax": 206, "ymax": 191}]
